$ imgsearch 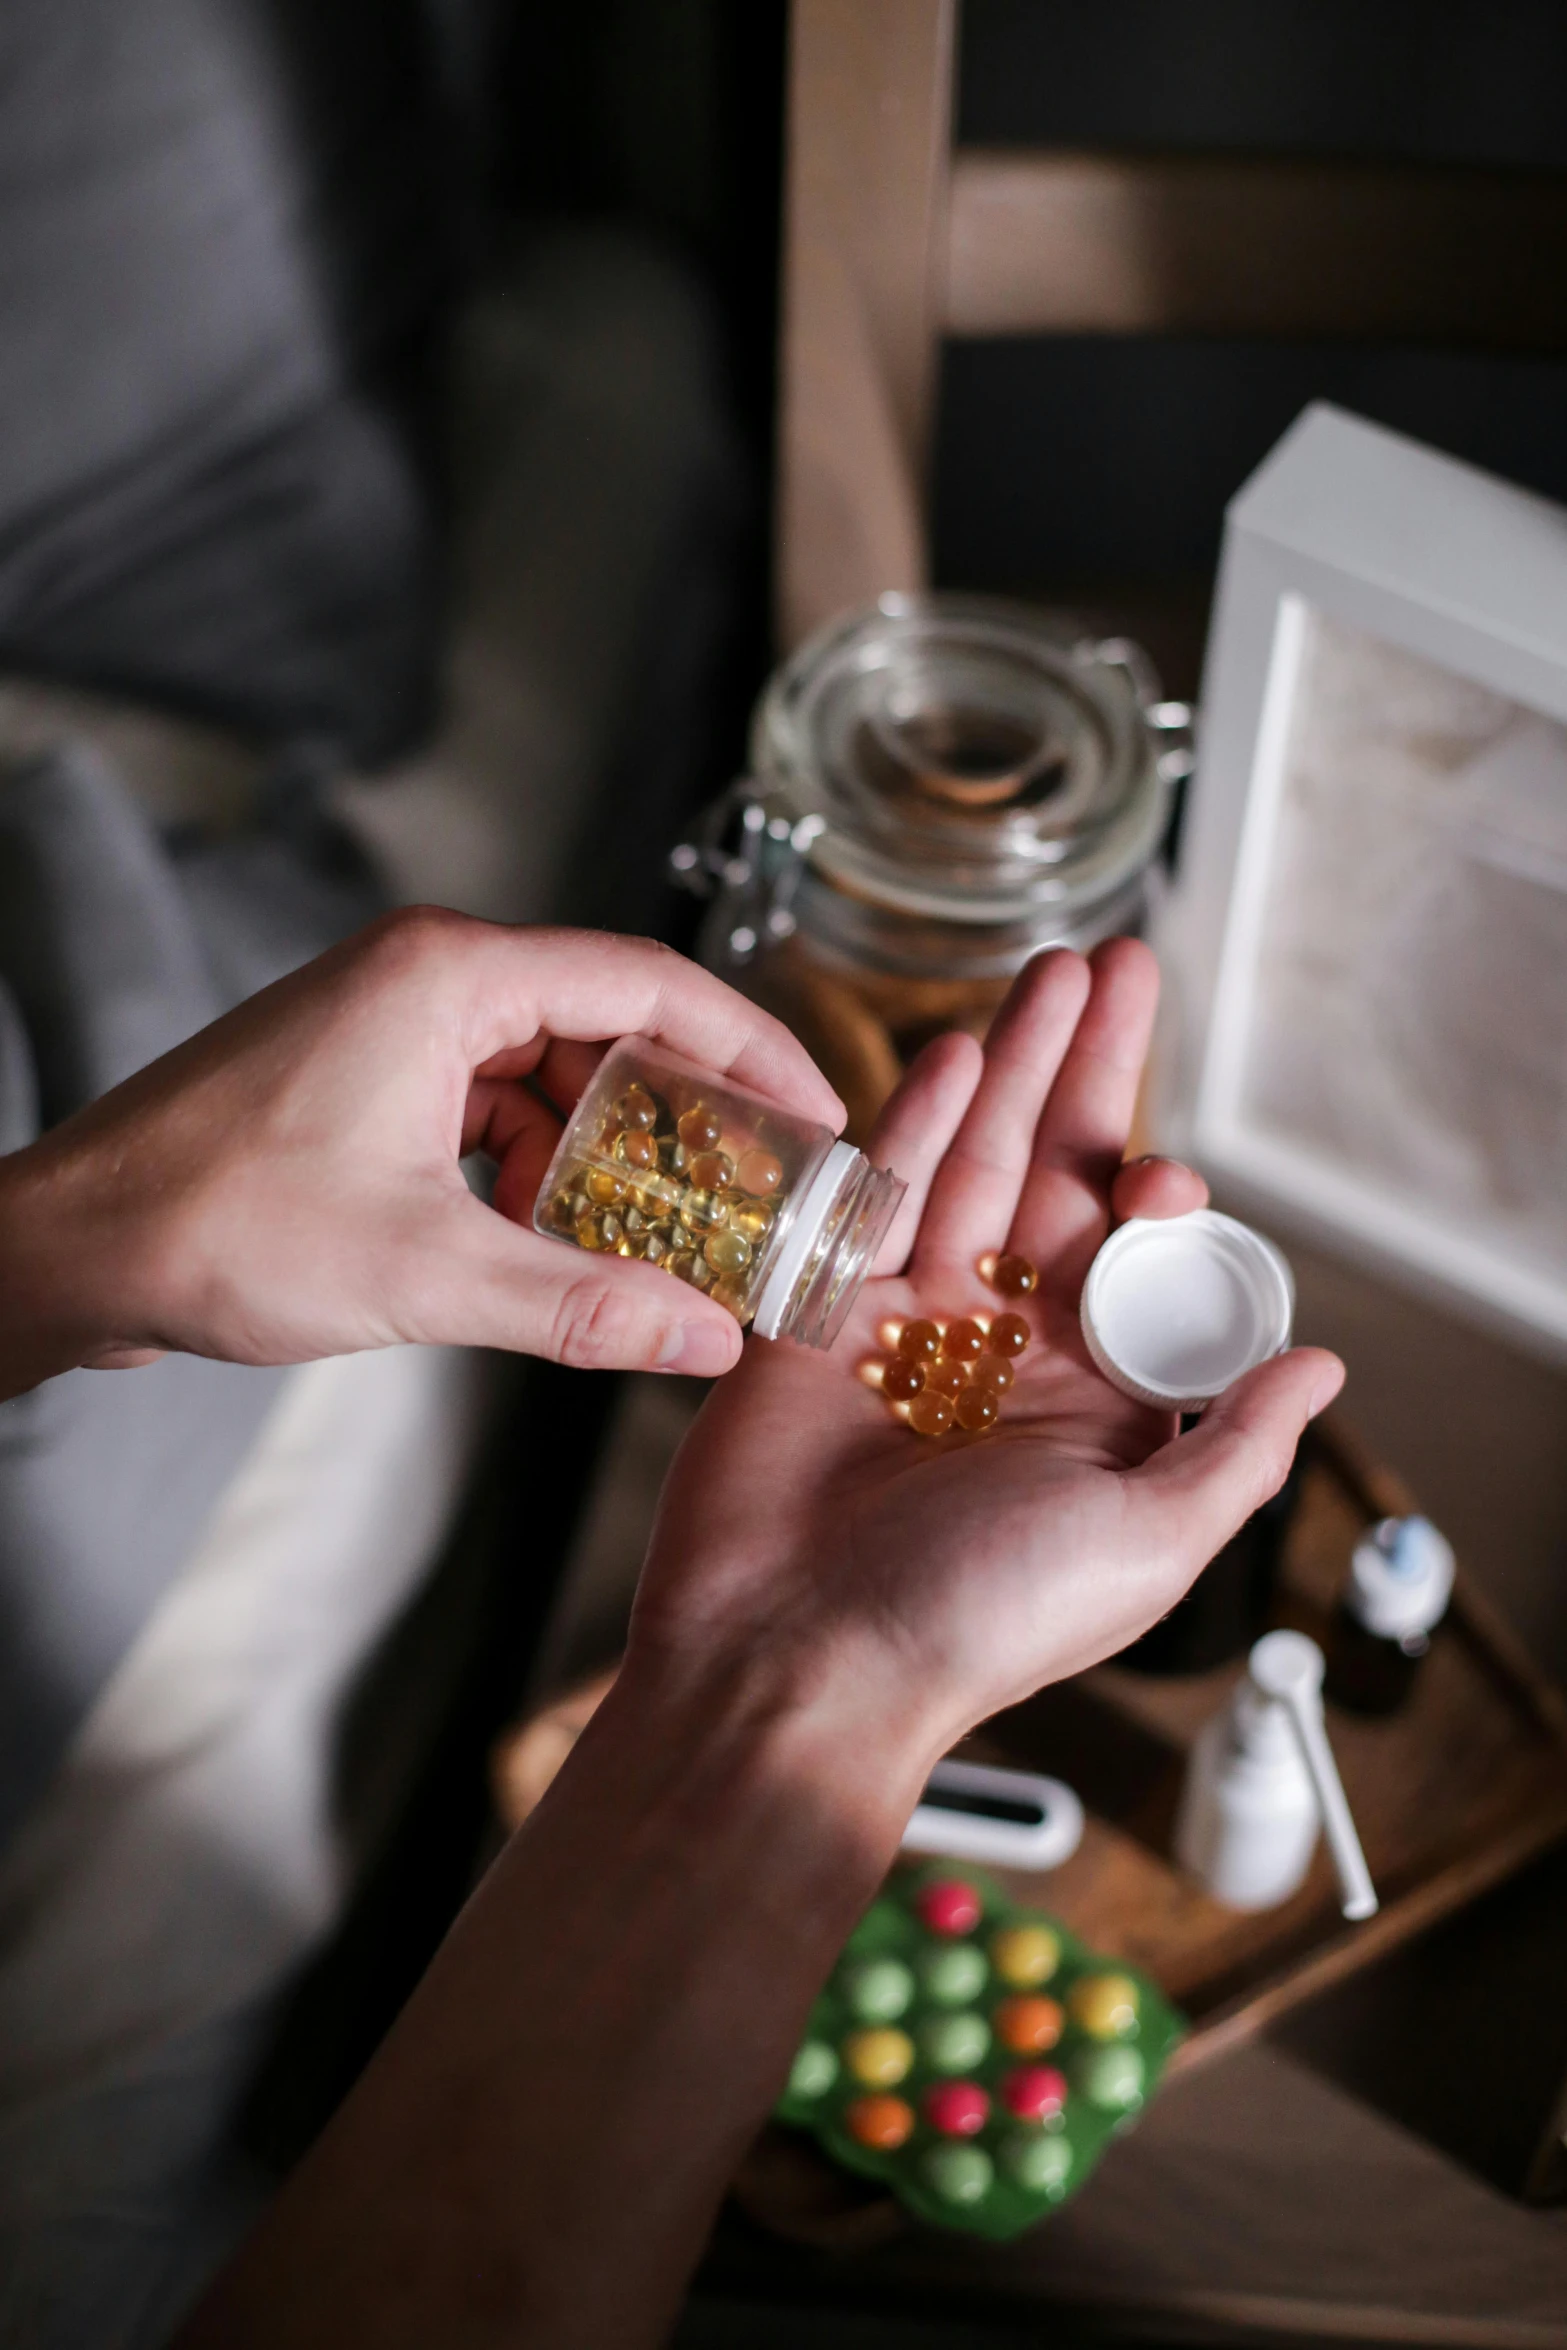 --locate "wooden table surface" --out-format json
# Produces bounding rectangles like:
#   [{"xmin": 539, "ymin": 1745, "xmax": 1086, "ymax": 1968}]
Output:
[
  {"xmin": 691, "ymin": 1244, "xmax": 1567, "ymax": 2346},
  {"xmin": 702, "ymin": 2029, "xmax": 1567, "ymax": 2346}
]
